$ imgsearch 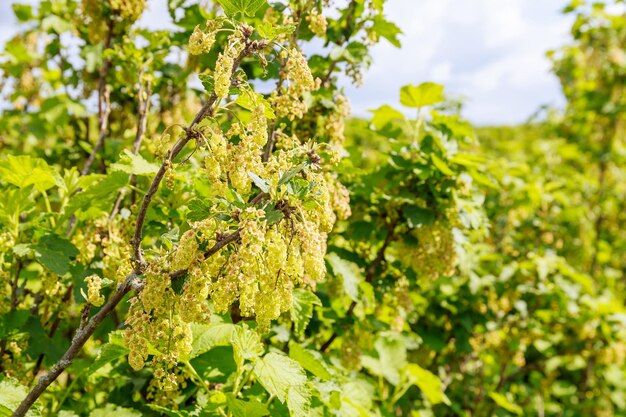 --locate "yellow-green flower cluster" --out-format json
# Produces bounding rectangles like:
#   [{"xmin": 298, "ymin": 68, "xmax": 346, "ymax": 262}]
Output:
[
  {"xmin": 271, "ymin": 48, "xmax": 320, "ymax": 120},
  {"xmin": 109, "ymin": 0, "xmax": 146, "ymax": 22},
  {"xmin": 215, "ymin": 28, "xmax": 248, "ymax": 98},
  {"xmin": 84, "ymin": 275, "xmax": 105, "ymax": 307},
  {"xmin": 188, "ymin": 25, "xmax": 217, "ymax": 56},
  {"xmin": 396, "ymin": 222, "xmax": 457, "ymax": 279},
  {"xmin": 230, "ymin": 106, "xmax": 268, "ymax": 193},
  {"xmin": 322, "ymin": 94, "xmax": 351, "ymax": 147},
  {"xmin": 125, "ymin": 264, "xmax": 193, "ymax": 386},
  {"xmin": 306, "ymin": 9, "xmax": 328, "ymax": 37}
]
